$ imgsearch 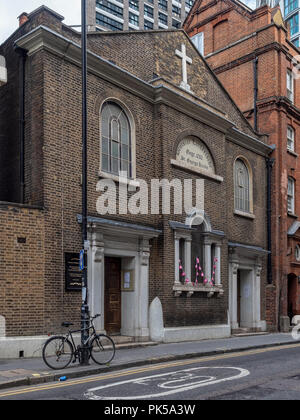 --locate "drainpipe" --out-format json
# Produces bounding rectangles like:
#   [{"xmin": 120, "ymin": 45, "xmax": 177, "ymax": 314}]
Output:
[
  {"xmin": 266, "ymin": 153, "xmax": 275, "ymax": 284},
  {"xmin": 14, "ymin": 47, "xmax": 27, "ymax": 204},
  {"xmin": 253, "ymin": 57, "xmax": 258, "ymax": 132}
]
